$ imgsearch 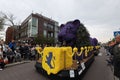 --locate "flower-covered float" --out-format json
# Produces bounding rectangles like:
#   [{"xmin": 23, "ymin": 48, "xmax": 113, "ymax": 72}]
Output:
[{"xmin": 35, "ymin": 19, "xmax": 100, "ymax": 79}]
